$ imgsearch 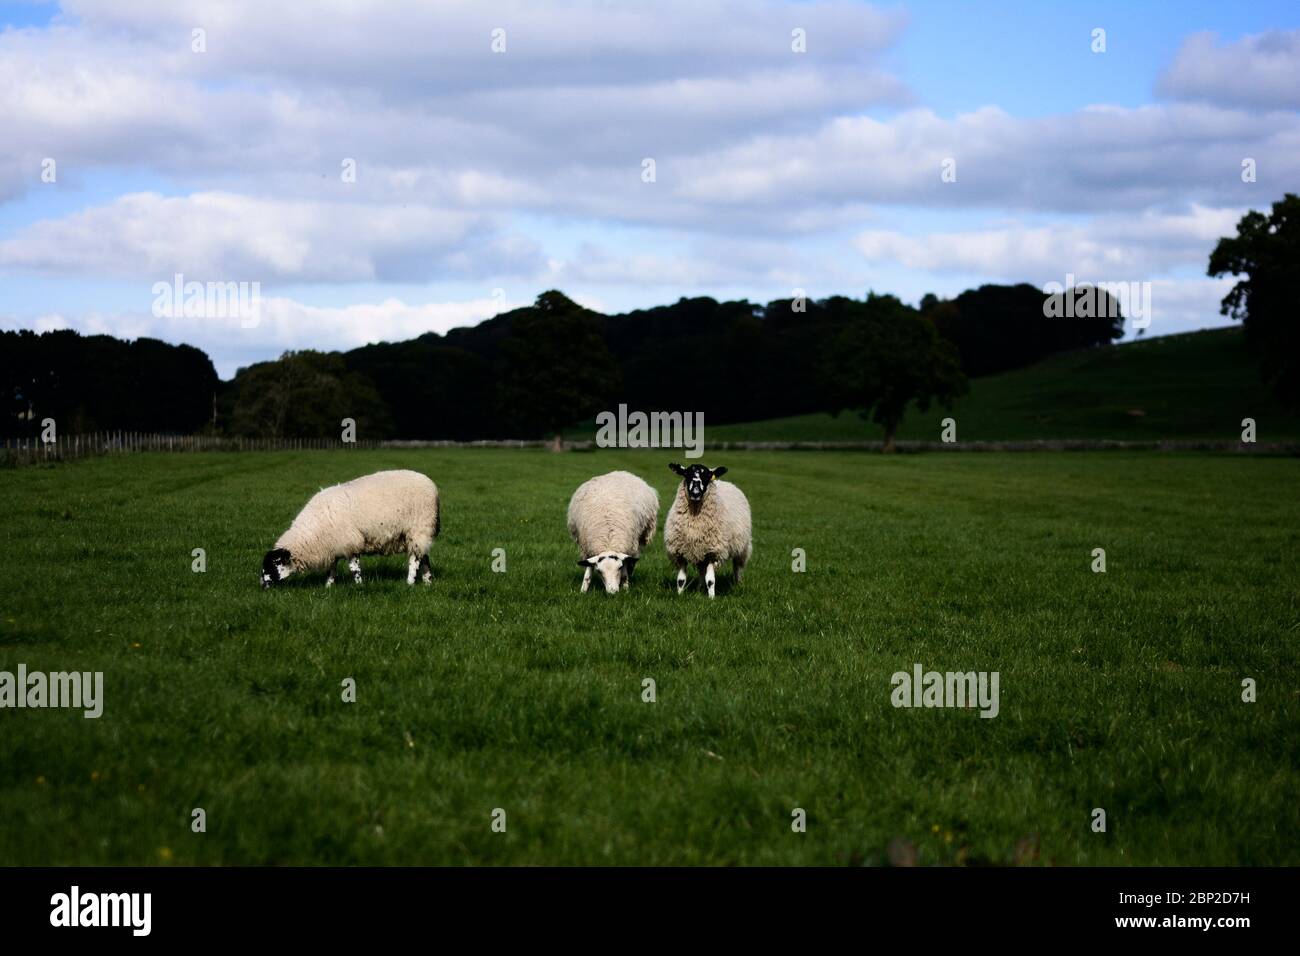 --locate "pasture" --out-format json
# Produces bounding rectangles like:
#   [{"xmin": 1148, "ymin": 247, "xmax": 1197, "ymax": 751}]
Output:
[{"xmin": 0, "ymin": 448, "xmax": 1296, "ymax": 865}]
